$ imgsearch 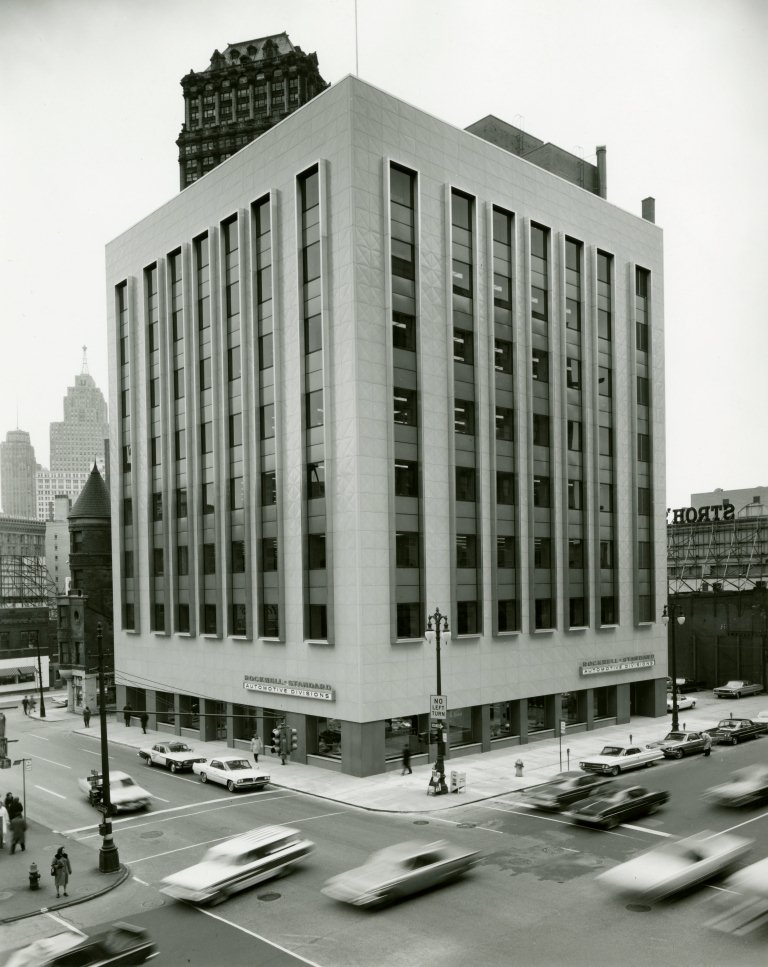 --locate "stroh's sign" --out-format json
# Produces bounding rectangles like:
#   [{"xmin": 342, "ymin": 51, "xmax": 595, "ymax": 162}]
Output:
[{"xmin": 667, "ymin": 501, "xmax": 734, "ymax": 525}]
